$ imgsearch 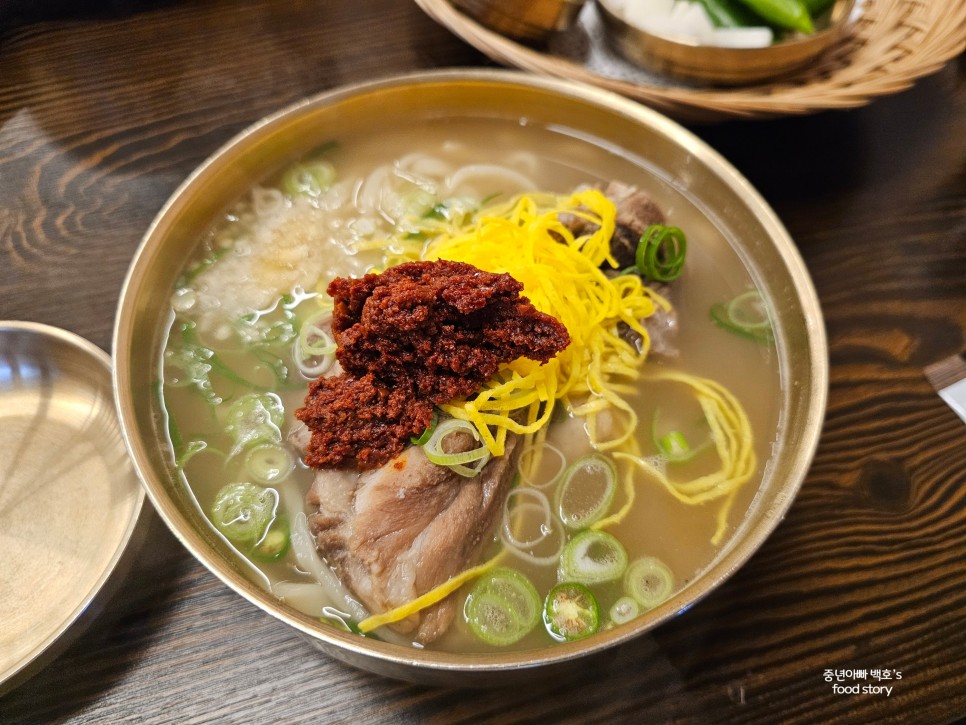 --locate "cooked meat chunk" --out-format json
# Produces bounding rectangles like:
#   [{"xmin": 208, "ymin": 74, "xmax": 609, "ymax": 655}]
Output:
[
  {"xmin": 296, "ymin": 260, "xmax": 569, "ymax": 470},
  {"xmin": 618, "ymin": 281, "xmax": 679, "ymax": 360},
  {"xmin": 562, "ymin": 182, "xmax": 677, "ymax": 356},
  {"xmin": 306, "ymin": 433, "xmax": 519, "ymax": 644},
  {"xmin": 562, "ymin": 181, "xmax": 666, "ymax": 268}
]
